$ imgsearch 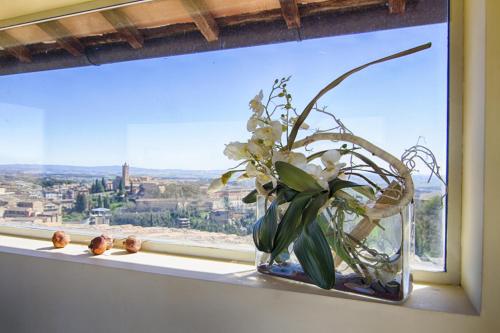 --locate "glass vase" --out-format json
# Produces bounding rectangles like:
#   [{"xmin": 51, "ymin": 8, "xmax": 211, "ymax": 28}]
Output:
[{"xmin": 255, "ymin": 195, "xmax": 412, "ymax": 303}]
